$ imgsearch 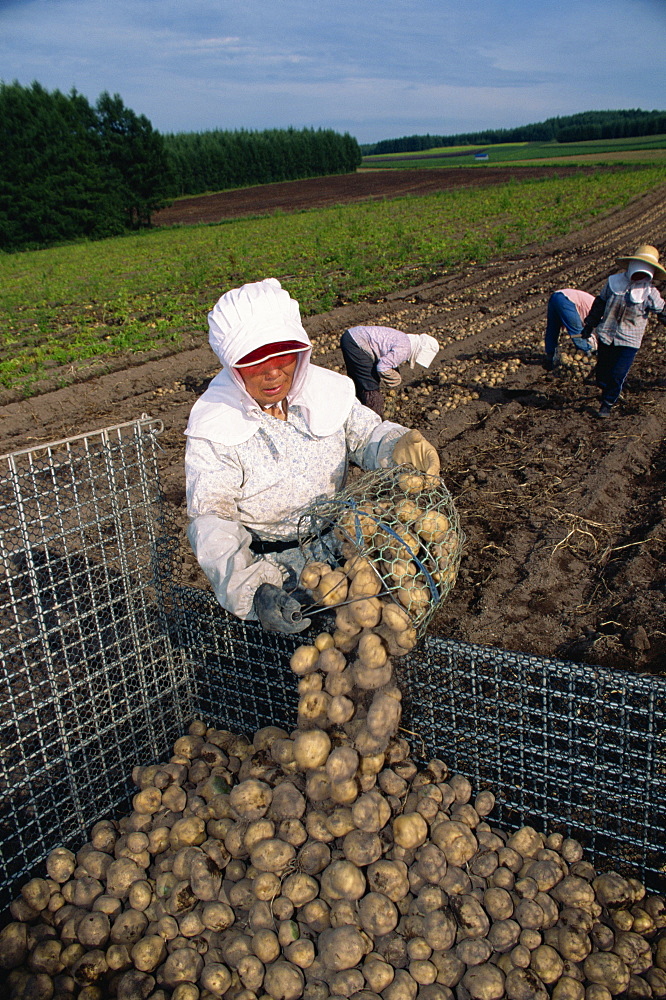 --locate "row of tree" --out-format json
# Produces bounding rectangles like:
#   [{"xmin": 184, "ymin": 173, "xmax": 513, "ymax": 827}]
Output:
[
  {"xmin": 0, "ymin": 82, "xmax": 172, "ymax": 251},
  {"xmin": 164, "ymin": 127, "xmax": 361, "ymax": 197},
  {"xmin": 0, "ymin": 82, "xmax": 362, "ymax": 251},
  {"xmin": 361, "ymin": 109, "xmax": 666, "ymax": 156}
]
